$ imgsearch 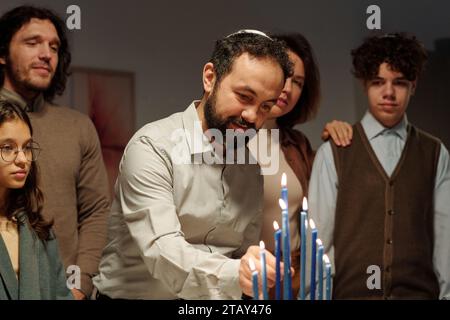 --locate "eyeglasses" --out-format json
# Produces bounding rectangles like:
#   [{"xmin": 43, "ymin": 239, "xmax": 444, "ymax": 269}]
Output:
[{"xmin": 0, "ymin": 141, "xmax": 41, "ymax": 163}]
